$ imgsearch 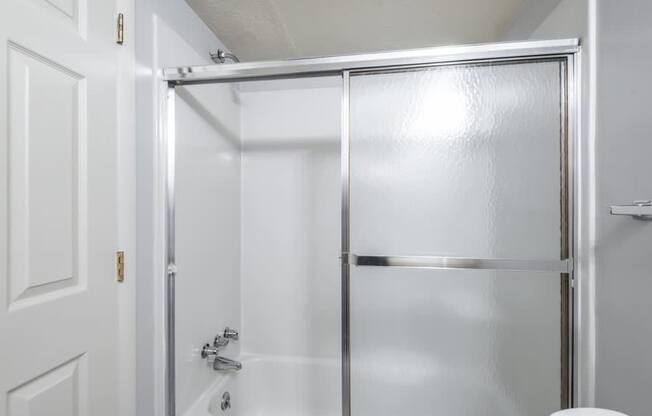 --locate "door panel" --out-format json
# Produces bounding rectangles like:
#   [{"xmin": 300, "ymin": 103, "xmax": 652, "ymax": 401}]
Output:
[
  {"xmin": 348, "ymin": 59, "xmax": 568, "ymax": 416},
  {"xmin": 0, "ymin": 0, "xmax": 121, "ymax": 415},
  {"xmin": 7, "ymin": 43, "xmax": 85, "ymax": 309},
  {"xmin": 7, "ymin": 355, "xmax": 87, "ymax": 415}
]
